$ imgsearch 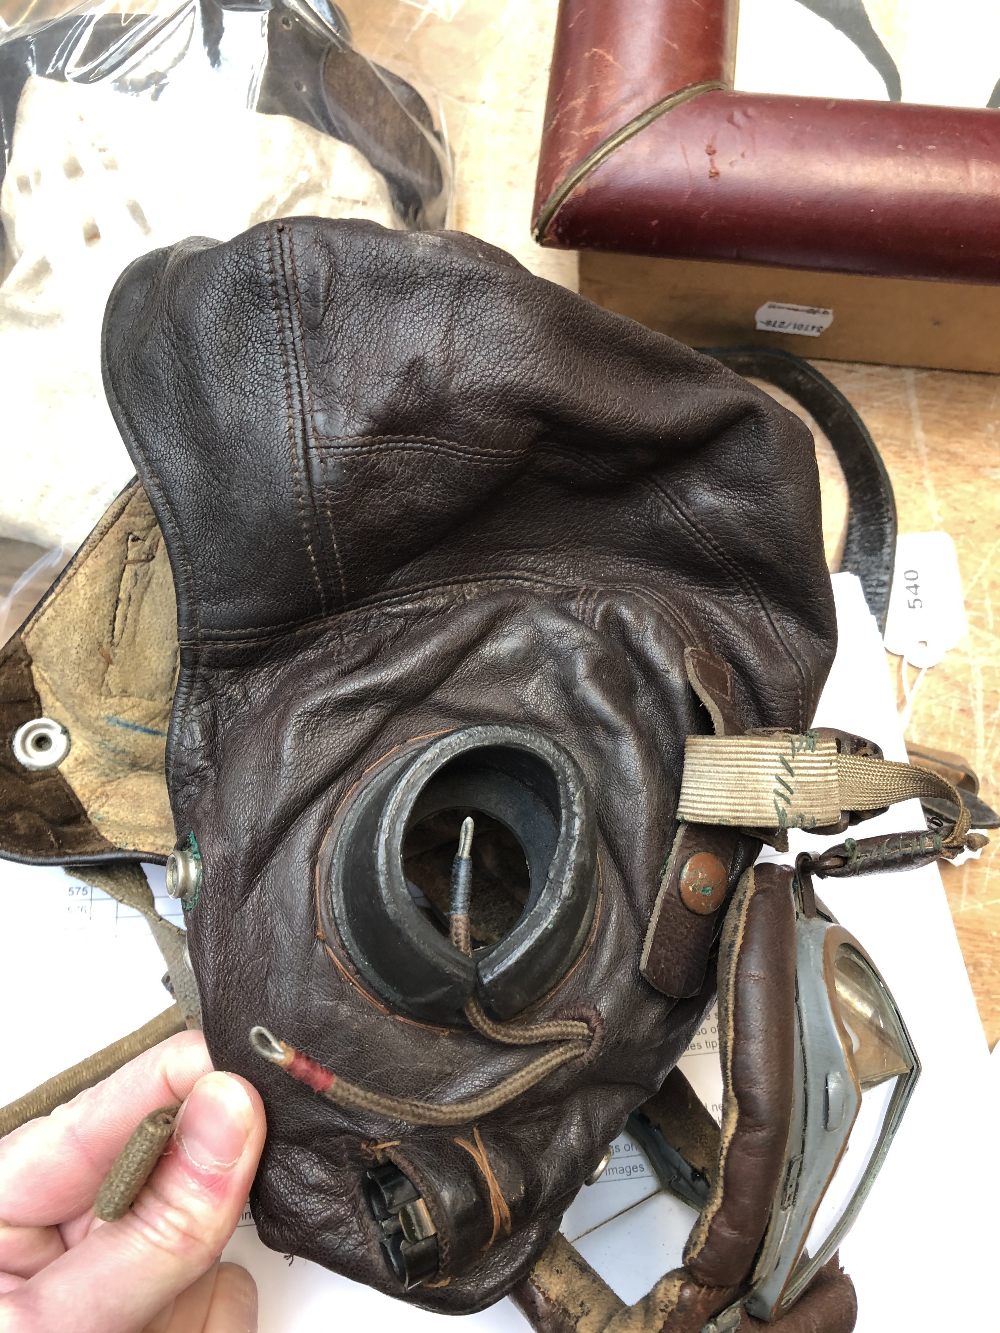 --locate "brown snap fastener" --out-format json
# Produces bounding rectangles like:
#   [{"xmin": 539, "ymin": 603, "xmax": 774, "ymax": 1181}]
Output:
[{"xmin": 679, "ymin": 852, "xmax": 728, "ymax": 914}]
